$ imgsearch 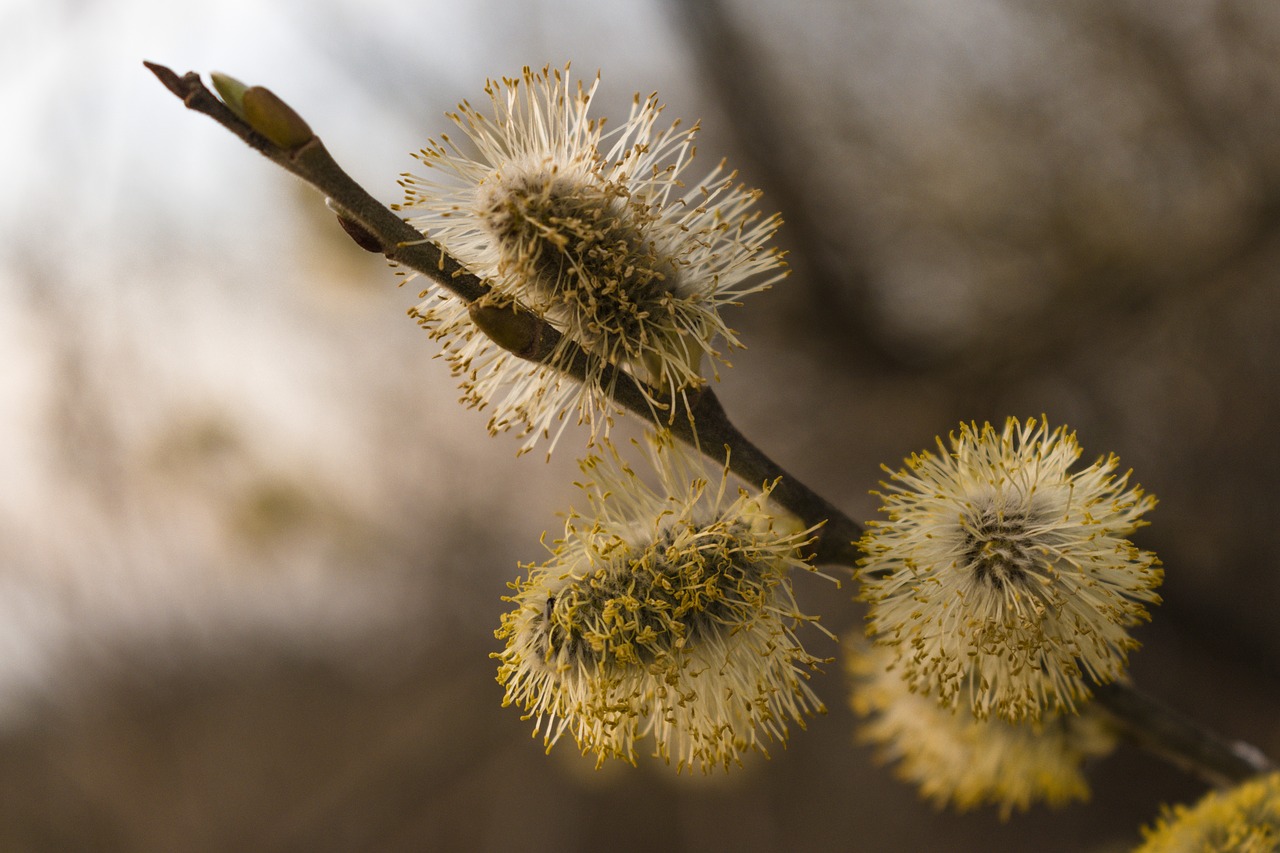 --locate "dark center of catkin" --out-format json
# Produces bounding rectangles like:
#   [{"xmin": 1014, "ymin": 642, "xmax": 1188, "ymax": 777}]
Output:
[
  {"xmin": 539, "ymin": 521, "xmax": 762, "ymax": 667},
  {"xmin": 961, "ymin": 505, "xmax": 1035, "ymax": 587},
  {"xmin": 476, "ymin": 170, "xmax": 679, "ymax": 355}
]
